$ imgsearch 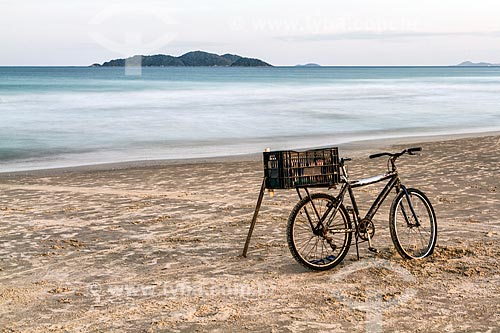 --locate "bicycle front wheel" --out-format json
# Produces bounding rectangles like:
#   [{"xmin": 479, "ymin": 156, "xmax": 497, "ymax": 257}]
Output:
[
  {"xmin": 287, "ymin": 193, "xmax": 352, "ymax": 271},
  {"xmin": 389, "ymin": 188, "xmax": 437, "ymax": 259}
]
